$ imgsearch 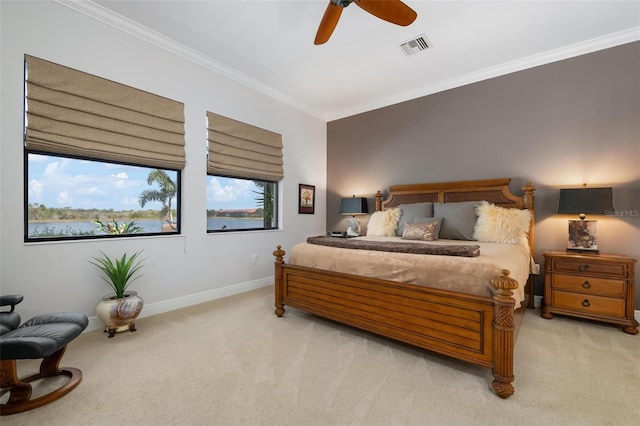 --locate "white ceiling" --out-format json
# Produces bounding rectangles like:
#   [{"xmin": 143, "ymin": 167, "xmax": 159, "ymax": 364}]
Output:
[{"xmin": 64, "ymin": 1, "xmax": 639, "ymax": 121}]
